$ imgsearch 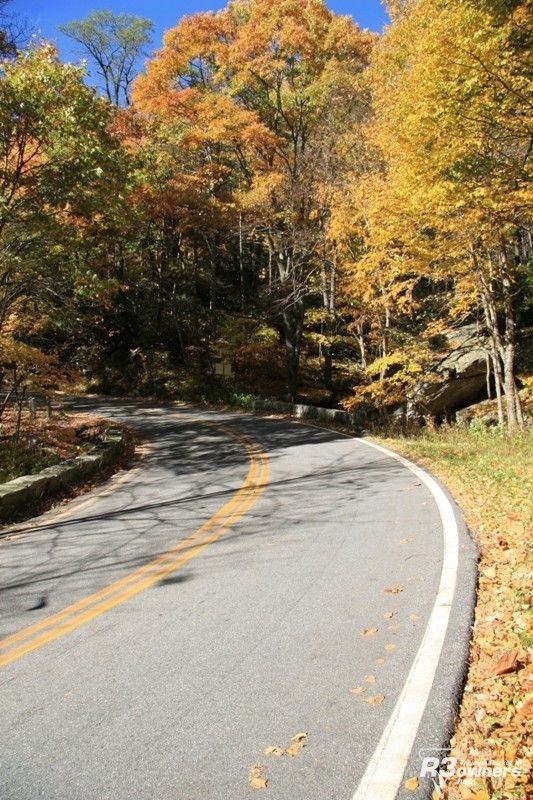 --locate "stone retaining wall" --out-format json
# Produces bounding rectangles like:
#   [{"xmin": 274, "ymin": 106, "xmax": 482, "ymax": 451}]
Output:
[
  {"xmin": 252, "ymin": 398, "xmax": 363, "ymax": 429},
  {"xmin": 0, "ymin": 427, "xmax": 129, "ymax": 524}
]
